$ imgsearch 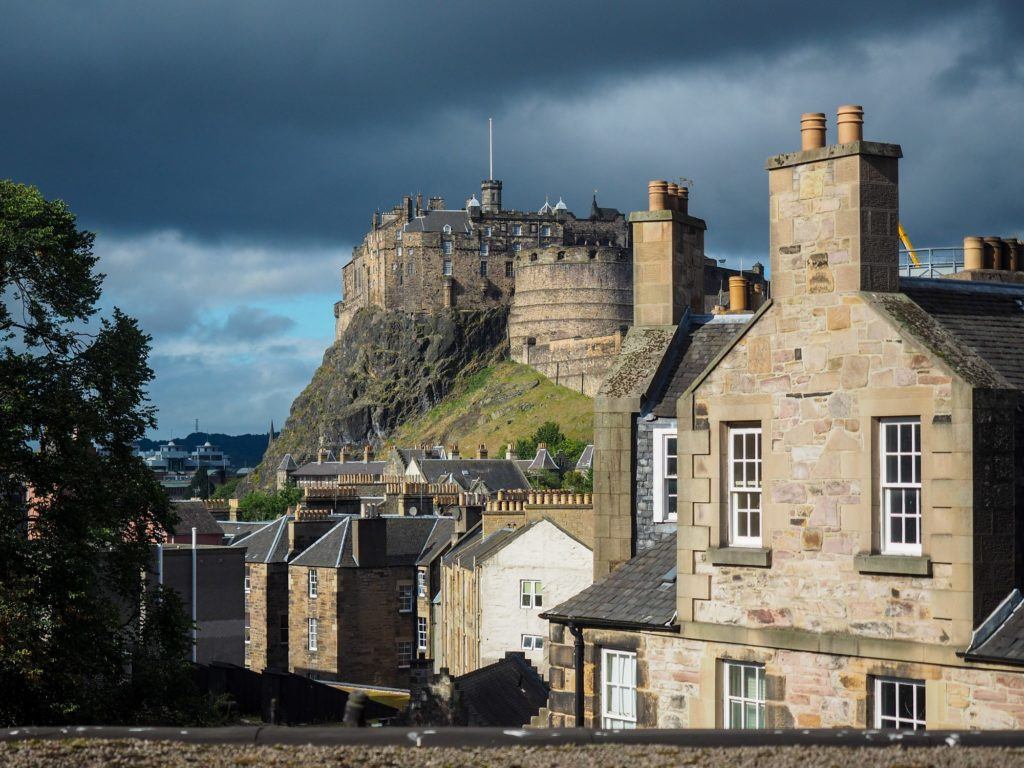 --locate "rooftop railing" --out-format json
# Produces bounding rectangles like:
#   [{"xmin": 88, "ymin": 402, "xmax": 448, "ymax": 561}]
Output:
[{"xmin": 898, "ymin": 247, "xmax": 962, "ymax": 278}]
